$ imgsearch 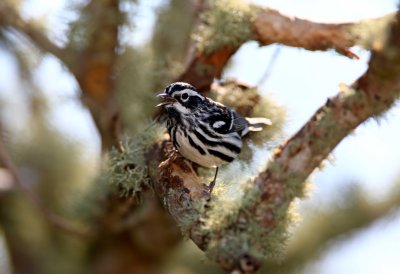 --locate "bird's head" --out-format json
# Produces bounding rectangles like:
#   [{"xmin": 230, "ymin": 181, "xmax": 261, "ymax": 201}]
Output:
[{"xmin": 157, "ymin": 82, "xmax": 205, "ymax": 114}]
